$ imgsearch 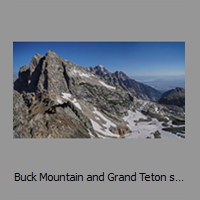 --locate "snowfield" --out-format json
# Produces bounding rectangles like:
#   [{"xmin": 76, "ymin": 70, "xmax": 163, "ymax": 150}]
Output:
[
  {"xmin": 123, "ymin": 110, "xmax": 181, "ymax": 139},
  {"xmin": 99, "ymin": 81, "xmax": 116, "ymax": 90},
  {"xmin": 123, "ymin": 110, "xmax": 147, "ymax": 129},
  {"xmin": 61, "ymin": 93, "xmax": 183, "ymax": 139}
]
